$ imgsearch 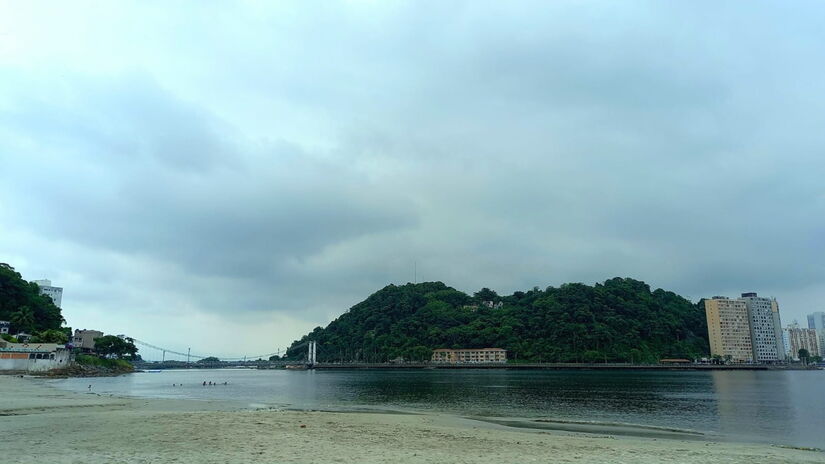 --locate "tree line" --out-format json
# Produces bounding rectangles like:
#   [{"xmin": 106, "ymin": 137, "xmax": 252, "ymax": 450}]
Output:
[
  {"xmin": 1, "ymin": 263, "xmax": 138, "ymax": 360},
  {"xmin": 286, "ymin": 278, "xmax": 710, "ymax": 363}
]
